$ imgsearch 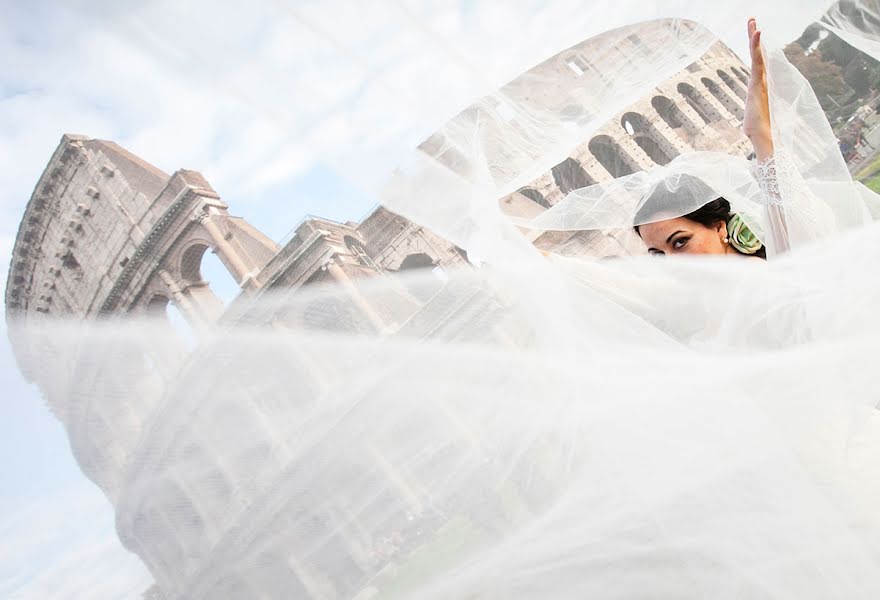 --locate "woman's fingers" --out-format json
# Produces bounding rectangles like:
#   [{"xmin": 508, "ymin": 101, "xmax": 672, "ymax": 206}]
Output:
[{"xmin": 748, "ymin": 18, "xmax": 764, "ymax": 71}]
